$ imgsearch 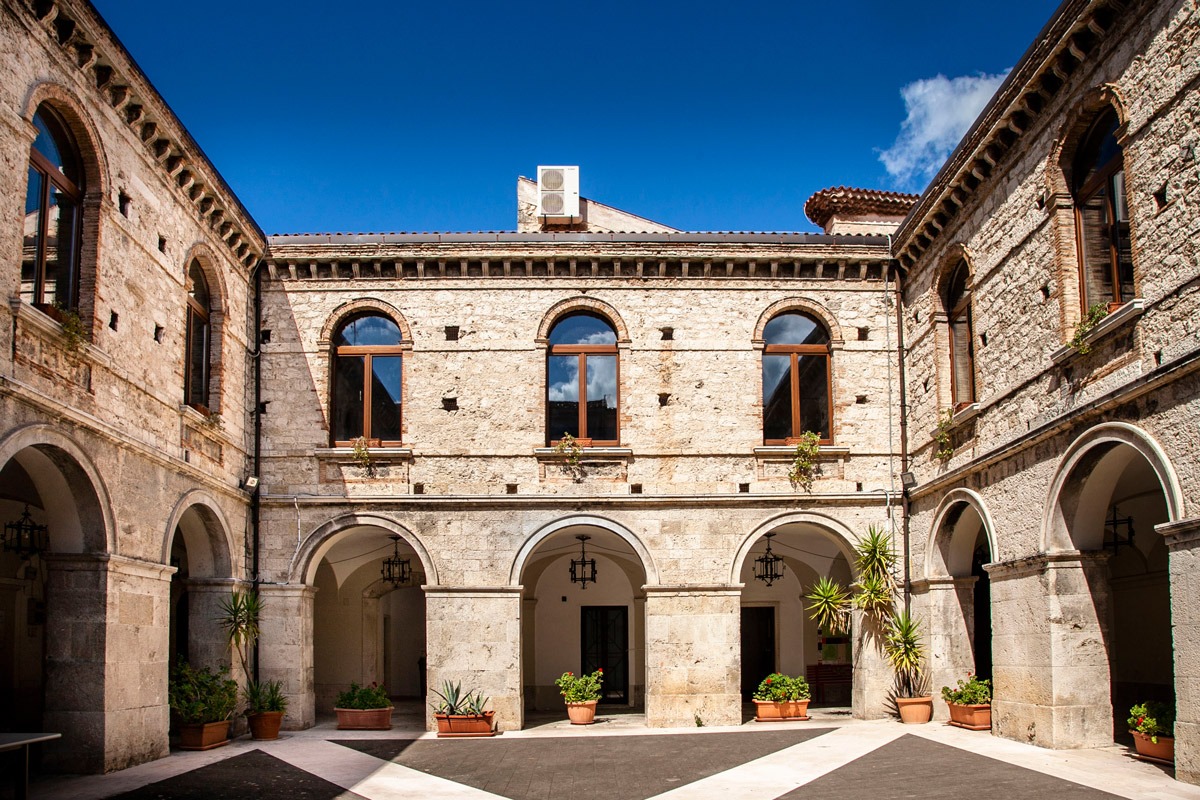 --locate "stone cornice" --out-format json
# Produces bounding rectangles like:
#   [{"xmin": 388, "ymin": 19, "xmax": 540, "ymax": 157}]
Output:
[
  {"xmin": 804, "ymin": 186, "xmax": 920, "ymax": 229},
  {"xmin": 1157, "ymin": 517, "xmax": 1200, "ymax": 549},
  {"xmin": 19, "ymin": 0, "xmax": 265, "ymax": 268},
  {"xmin": 893, "ymin": 0, "xmax": 1134, "ymax": 269}
]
